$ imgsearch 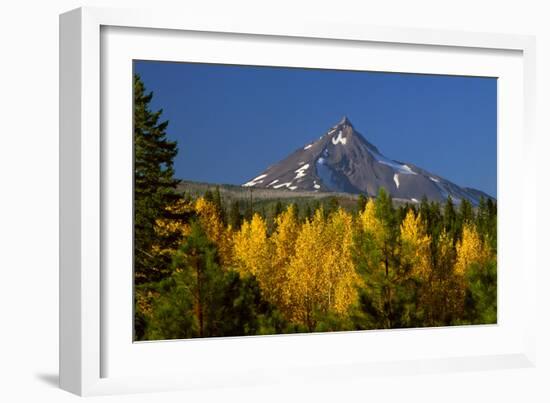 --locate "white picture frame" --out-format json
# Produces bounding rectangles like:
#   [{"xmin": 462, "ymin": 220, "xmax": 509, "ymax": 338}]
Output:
[{"xmin": 59, "ymin": 6, "xmax": 537, "ymax": 396}]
